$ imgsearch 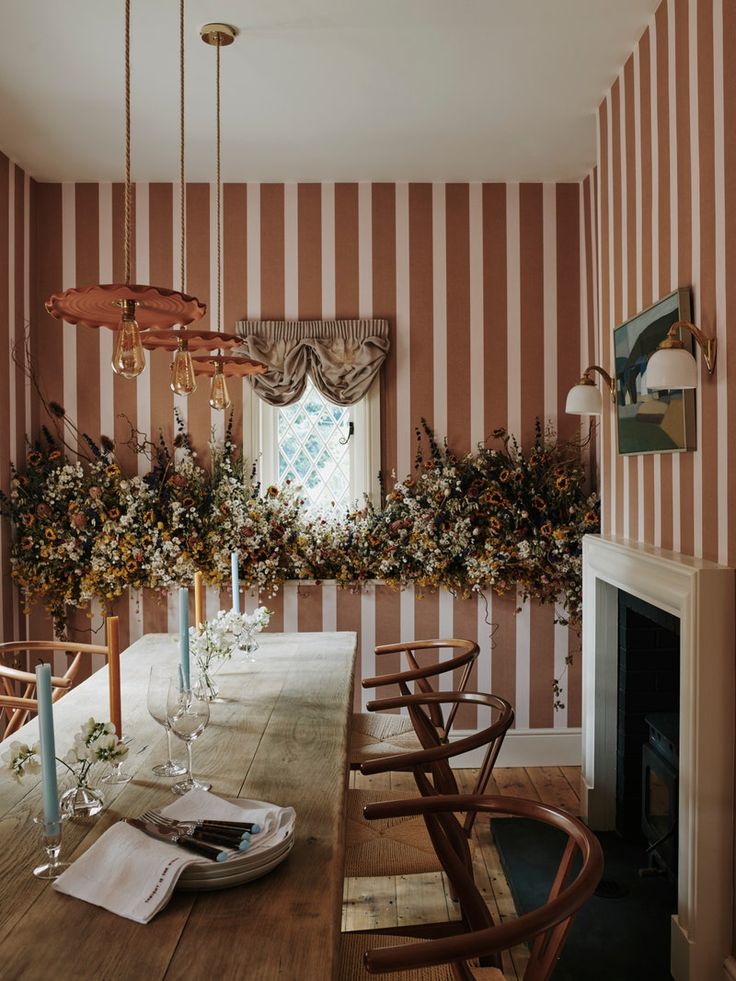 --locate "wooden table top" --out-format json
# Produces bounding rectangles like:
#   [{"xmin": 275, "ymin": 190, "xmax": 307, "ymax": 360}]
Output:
[{"xmin": 0, "ymin": 631, "xmax": 357, "ymax": 981}]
